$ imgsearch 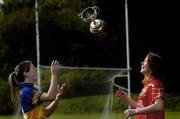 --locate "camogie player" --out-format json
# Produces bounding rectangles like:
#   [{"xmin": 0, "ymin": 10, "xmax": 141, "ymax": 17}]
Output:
[
  {"xmin": 115, "ymin": 52, "xmax": 165, "ymax": 119},
  {"xmin": 9, "ymin": 60, "xmax": 65, "ymax": 119}
]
